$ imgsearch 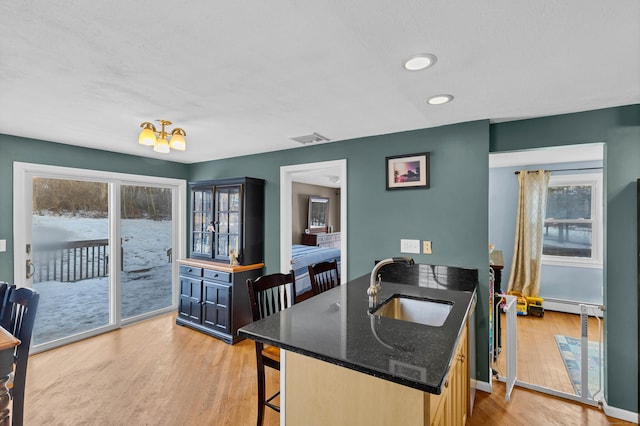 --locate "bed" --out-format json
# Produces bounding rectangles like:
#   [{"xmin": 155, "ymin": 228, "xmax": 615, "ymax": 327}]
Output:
[{"xmin": 291, "ymin": 244, "xmax": 341, "ymax": 296}]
